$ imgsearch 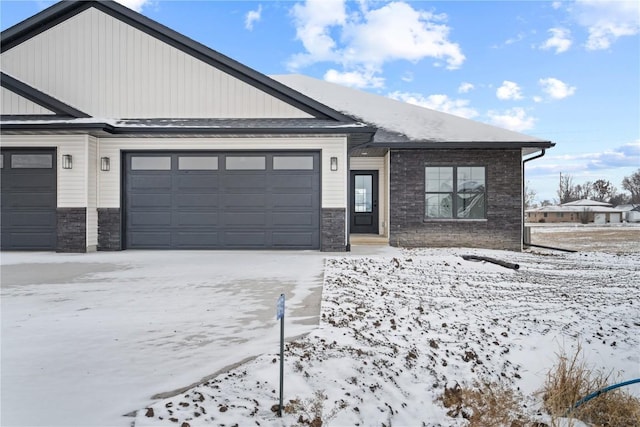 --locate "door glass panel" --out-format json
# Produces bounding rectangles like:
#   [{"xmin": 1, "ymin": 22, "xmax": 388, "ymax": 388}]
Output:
[
  {"xmin": 179, "ymin": 156, "xmax": 218, "ymax": 170},
  {"xmin": 131, "ymin": 156, "xmax": 171, "ymax": 170},
  {"xmin": 354, "ymin": 175, "xmax": 373, "ymax": 213},
  {"xmin": 226, "ymin": 156, "xmax": 266, "ymax": 170},
  {"xmin": 0, "ymin": 154, "xmax": 3, "ymax": 168},
  {"xmin": 11, "ymin": 154, "xmax": 53, "ymax": 169},
  {"xmin": 273, "ymin": 156, "xmax": 313, "ymax": 170}
]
